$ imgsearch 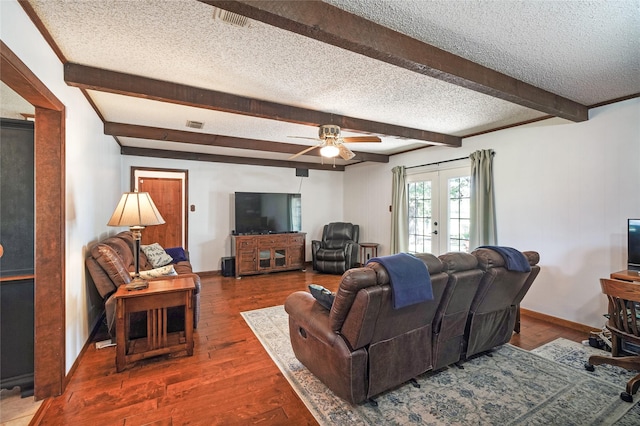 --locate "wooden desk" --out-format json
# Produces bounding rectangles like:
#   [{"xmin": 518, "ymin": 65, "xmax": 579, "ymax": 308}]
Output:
[
  {"xmin": 610, "ymin": 270, "xmax": 640, "ymax": 282},
  {"xmin": 359, "ymin": 243, "xmax": 379, "ymax": 266},
  {"xmin": 115, "ymin": 277, "xmax": 195, "ymax": 372}
]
